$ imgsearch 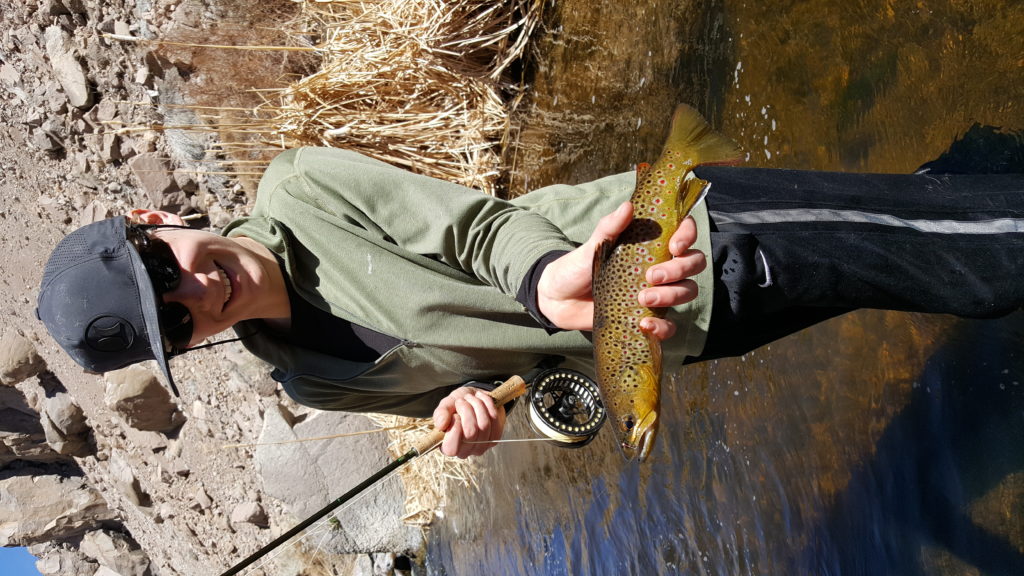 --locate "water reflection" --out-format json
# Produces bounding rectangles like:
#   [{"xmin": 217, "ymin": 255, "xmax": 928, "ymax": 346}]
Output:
[{"xmin": 427, "ymin": 1, "xmax": 1024, "ymax": 574}]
